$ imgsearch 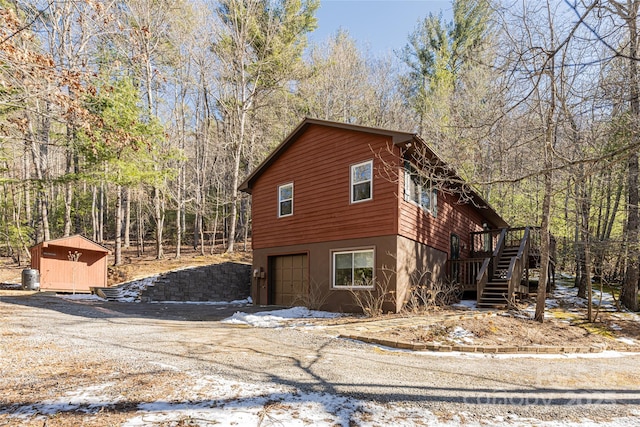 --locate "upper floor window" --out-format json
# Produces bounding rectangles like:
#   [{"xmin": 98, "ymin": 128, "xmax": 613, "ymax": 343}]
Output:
[
  {"xmin": 278, "ymin": 182, "xmax": 293, "ymax": 217},
  {"xmin": 404, "ymin": 160, "xmax": 437, "ymax": 216},
  {"xmin": 351, "ymin": 160, "xmax": 372, "ymax": 203}
]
